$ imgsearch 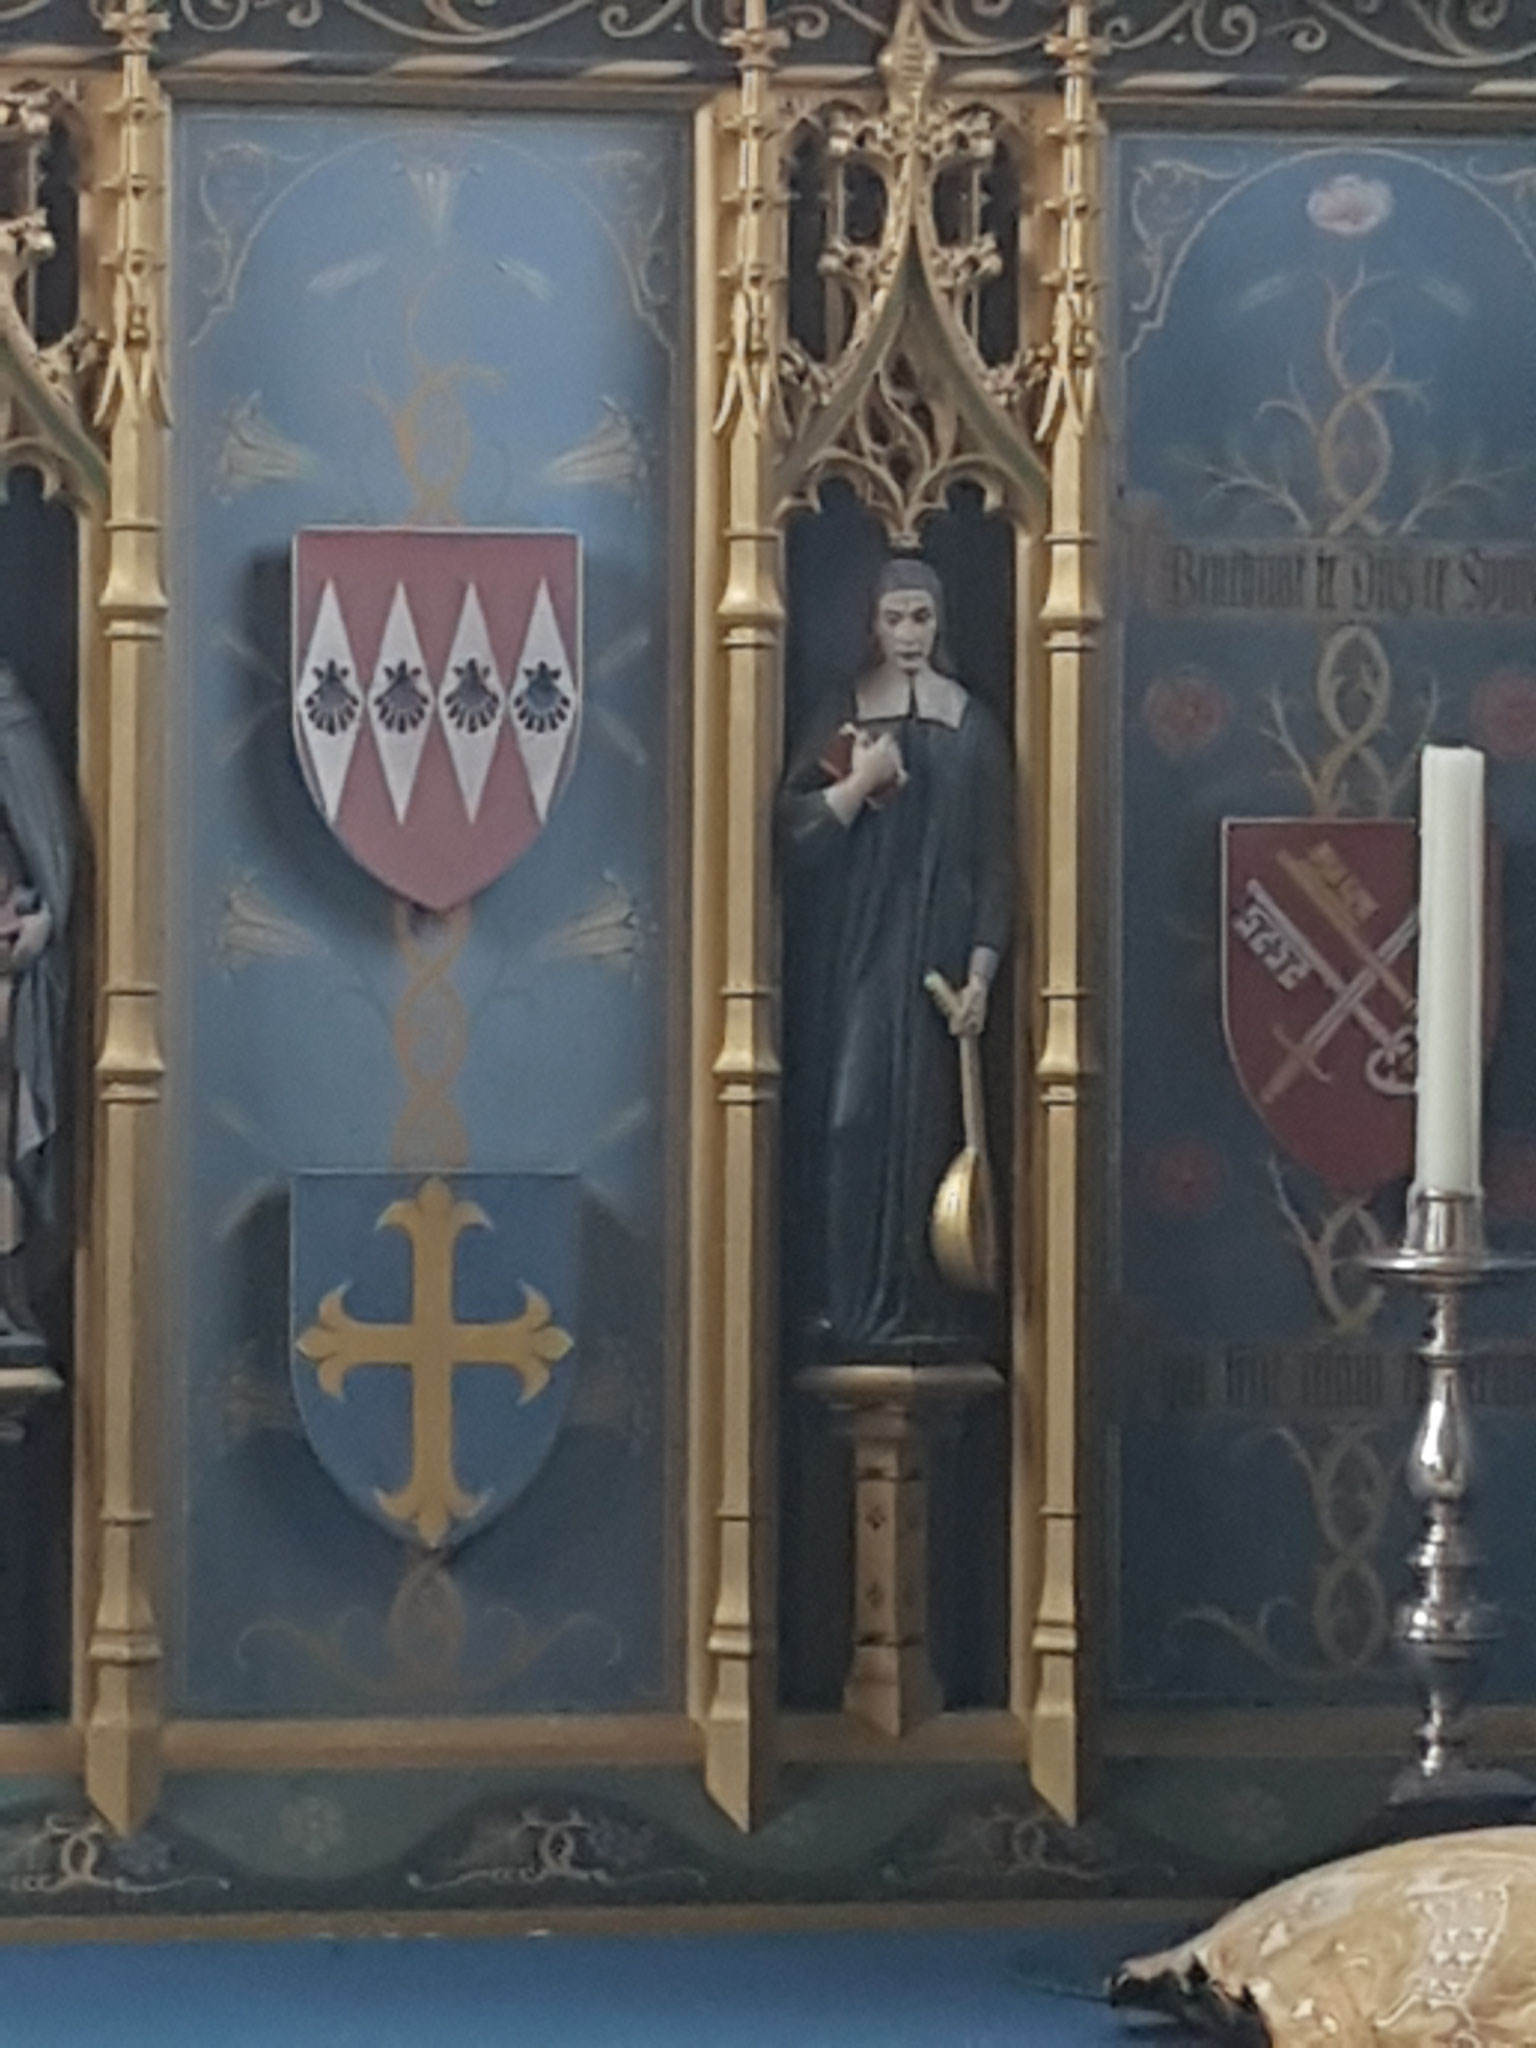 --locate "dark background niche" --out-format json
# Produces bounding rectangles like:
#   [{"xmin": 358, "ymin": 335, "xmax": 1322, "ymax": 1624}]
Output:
[
  {"xmin": 0, "ymin": 465, "xmax": 79, "ymax": 1720},
  {"xmin": 0, "ymin": 117, "xmax": 85, "ymax": 1717},
  {"xmin": 777, "ymin": 479, "xmax": 1013, "ymax": 1711}
]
